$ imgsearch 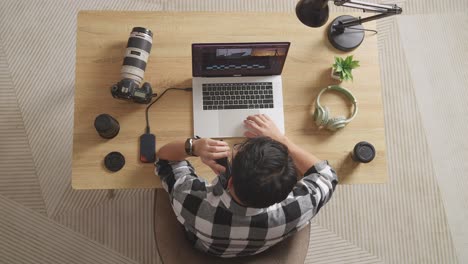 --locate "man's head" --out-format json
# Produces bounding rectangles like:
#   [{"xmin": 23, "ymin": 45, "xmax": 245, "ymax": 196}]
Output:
[{"xmin": 229, "ymin": 137, "xmax": 297, "ymax": 208}]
